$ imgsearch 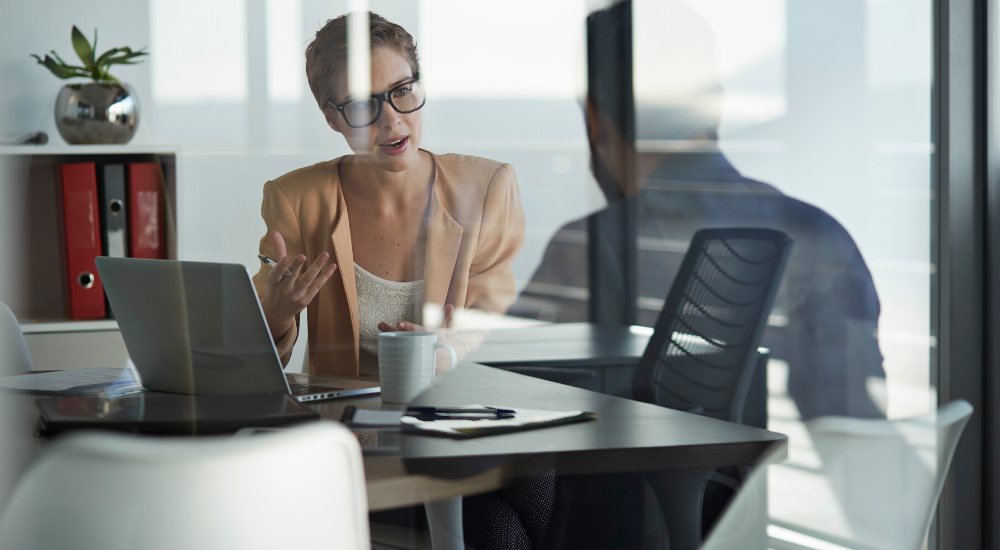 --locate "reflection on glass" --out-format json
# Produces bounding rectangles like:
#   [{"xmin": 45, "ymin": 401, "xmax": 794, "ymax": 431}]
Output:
[
  {"xmin": 705, "ymin": 401, "xmax": 970, "ymax": 550},
  {"xmin": 513, "ymin": 0, "xmax": 936, "ymax": 547}
]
